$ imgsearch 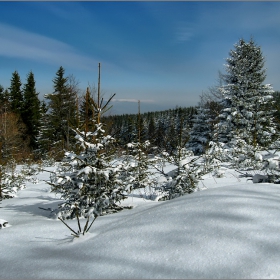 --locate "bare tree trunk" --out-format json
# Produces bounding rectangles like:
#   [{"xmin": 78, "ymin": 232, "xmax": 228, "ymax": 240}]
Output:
[{"xmin": 97, "ymin": 63, "xmax": 101, "ymax": 124}]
